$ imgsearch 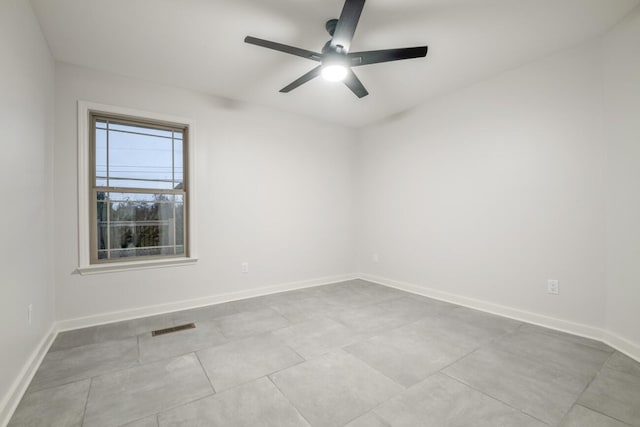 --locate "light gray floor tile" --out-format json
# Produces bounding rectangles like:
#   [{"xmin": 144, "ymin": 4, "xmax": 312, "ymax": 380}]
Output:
[
  {"xmin": 444, "ymin": 346, "xmax": 587, "ymax": 425},
  {"xmin": 405, "ymin": 309, "xmax": 519, "ymax": 351},
  {"xmin": 50, "ymin": 327, "xmax": 101, "ymax": 352},
  {"xmin": 314, "ymin": 286, "xmax": 375, "ymax": 309},
  {"xmin": 258, "ymin": 287, "xmax": 327, "ymax": 305},
  {"xmin": 605, "ymin": 351, "xmax": 640, "ymax": 377},
  {"xmin": 376, "ymin": 295, "xmax": 455, "ymax": 319},
  {"xmin": 519, "ymin": 323, "xmax": 614, "ymax": 353},
  {"xmin": 328, "ymin": 302, "xmax": 425, "ymax": 335},
  {"xmin": 270, "ymin": 350, "xmax": 404, "ymax": 427},
  {"xmin": 94, "ymin": 313, "xmax": 178, "ymax": 344},
  {"xmin": 493, "ymin": 329, "xmax": 611, "ymax": 382},
  {"xmin": 158, "ymin": 377, "xmax": 309, "ymax": 426},
  {"xmin": 83, "ymin": 354, "xmax": 213, "ymax": 427},
  {"xmin": 29, "ymin": 338, "xmax": 139, "ymax": 392},
  {"xmin": 172, "ymin": 303, "xmax": 238, "ymax": 324},
  {"xmin": 345, "ymin": 324, "xmax": 473, "ymax": 387},
  {"xmin": 272, "ymin": 317, "xmax": 367, "ymax": 359},
  {"xmin": 315, "ymin": 280, "xmax": 403, "ymax": 309},
  {"xmin": 344, "ymin": 412, "xmax": 391, "ymax": 427},
  {"xmin": 447, "ymin": 307, "xmax": 522, "ymax": 338},
  {"xmin": 225, "ymin": 296, "xmax": 269, "ymax": 312},
  {"xmin": 121, "ymin": 415, "xmax": 159, "ymax": 427},
  {"xmin": 139, "ymin": 320, "xmax": 228, "ymax": 363},
  {"xmin": 268, "ymin": 296, "xmax": 344, "ymax": 323},
  {"xmin": 559, "ymin": 405, "xmax": 630, "ymax": 427},
  {"xmin": 344, "ymin": 280, "xmax": 407, "ymax": 302},
  {"xmin": 214, "ymin": 307, "xmax": 290, "ymax": 339},
  {"xmin": 50, "ymin": 314, "xmax": 180, "ymax": 352},
  {"xmin": 197, "ymin": 333, "xmax": 303, "ymax": 392},
  {"xmin": 374, "ymin": 374, "xmax": 546, "ymax": 427},
  {"xmin": 374, "ymin": 373, "xmax": 546, "ymax": 427},
  {"xmin": 579, "ymin": 366, "xmax": 640, "ymax": 426},
  {"xmin": 9, "ymin": 379, "xmax": 90, "ymax": 427},
  {"xmin": 386, "ymin": 312, "xmax": 497, "ymax": 355}
]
